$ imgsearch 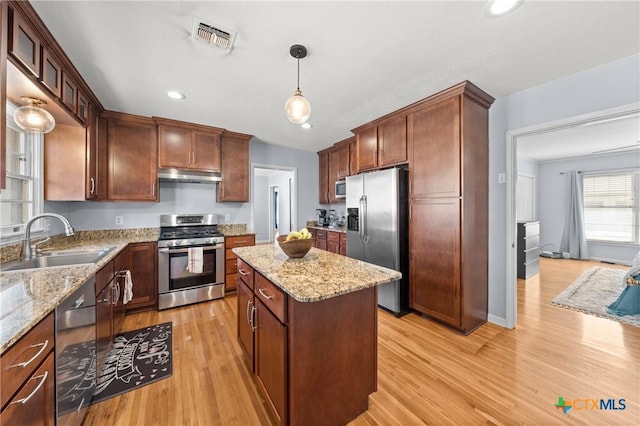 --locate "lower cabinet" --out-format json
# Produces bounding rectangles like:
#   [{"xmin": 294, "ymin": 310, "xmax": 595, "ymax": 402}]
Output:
[
  {"xmin": 122, "ymin": 242, "xmax": 158, "ymax": 311},
  {"xmin": 1, "ymin": 313, "xmax": 55, "ymax": 425},
  {"xmin": 225, "ymin": 234, "xmax": 255, "ymax": 293},
  {"xmin": 310, "ymin": 228, "xmax": 346, "ymax": 255}
]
